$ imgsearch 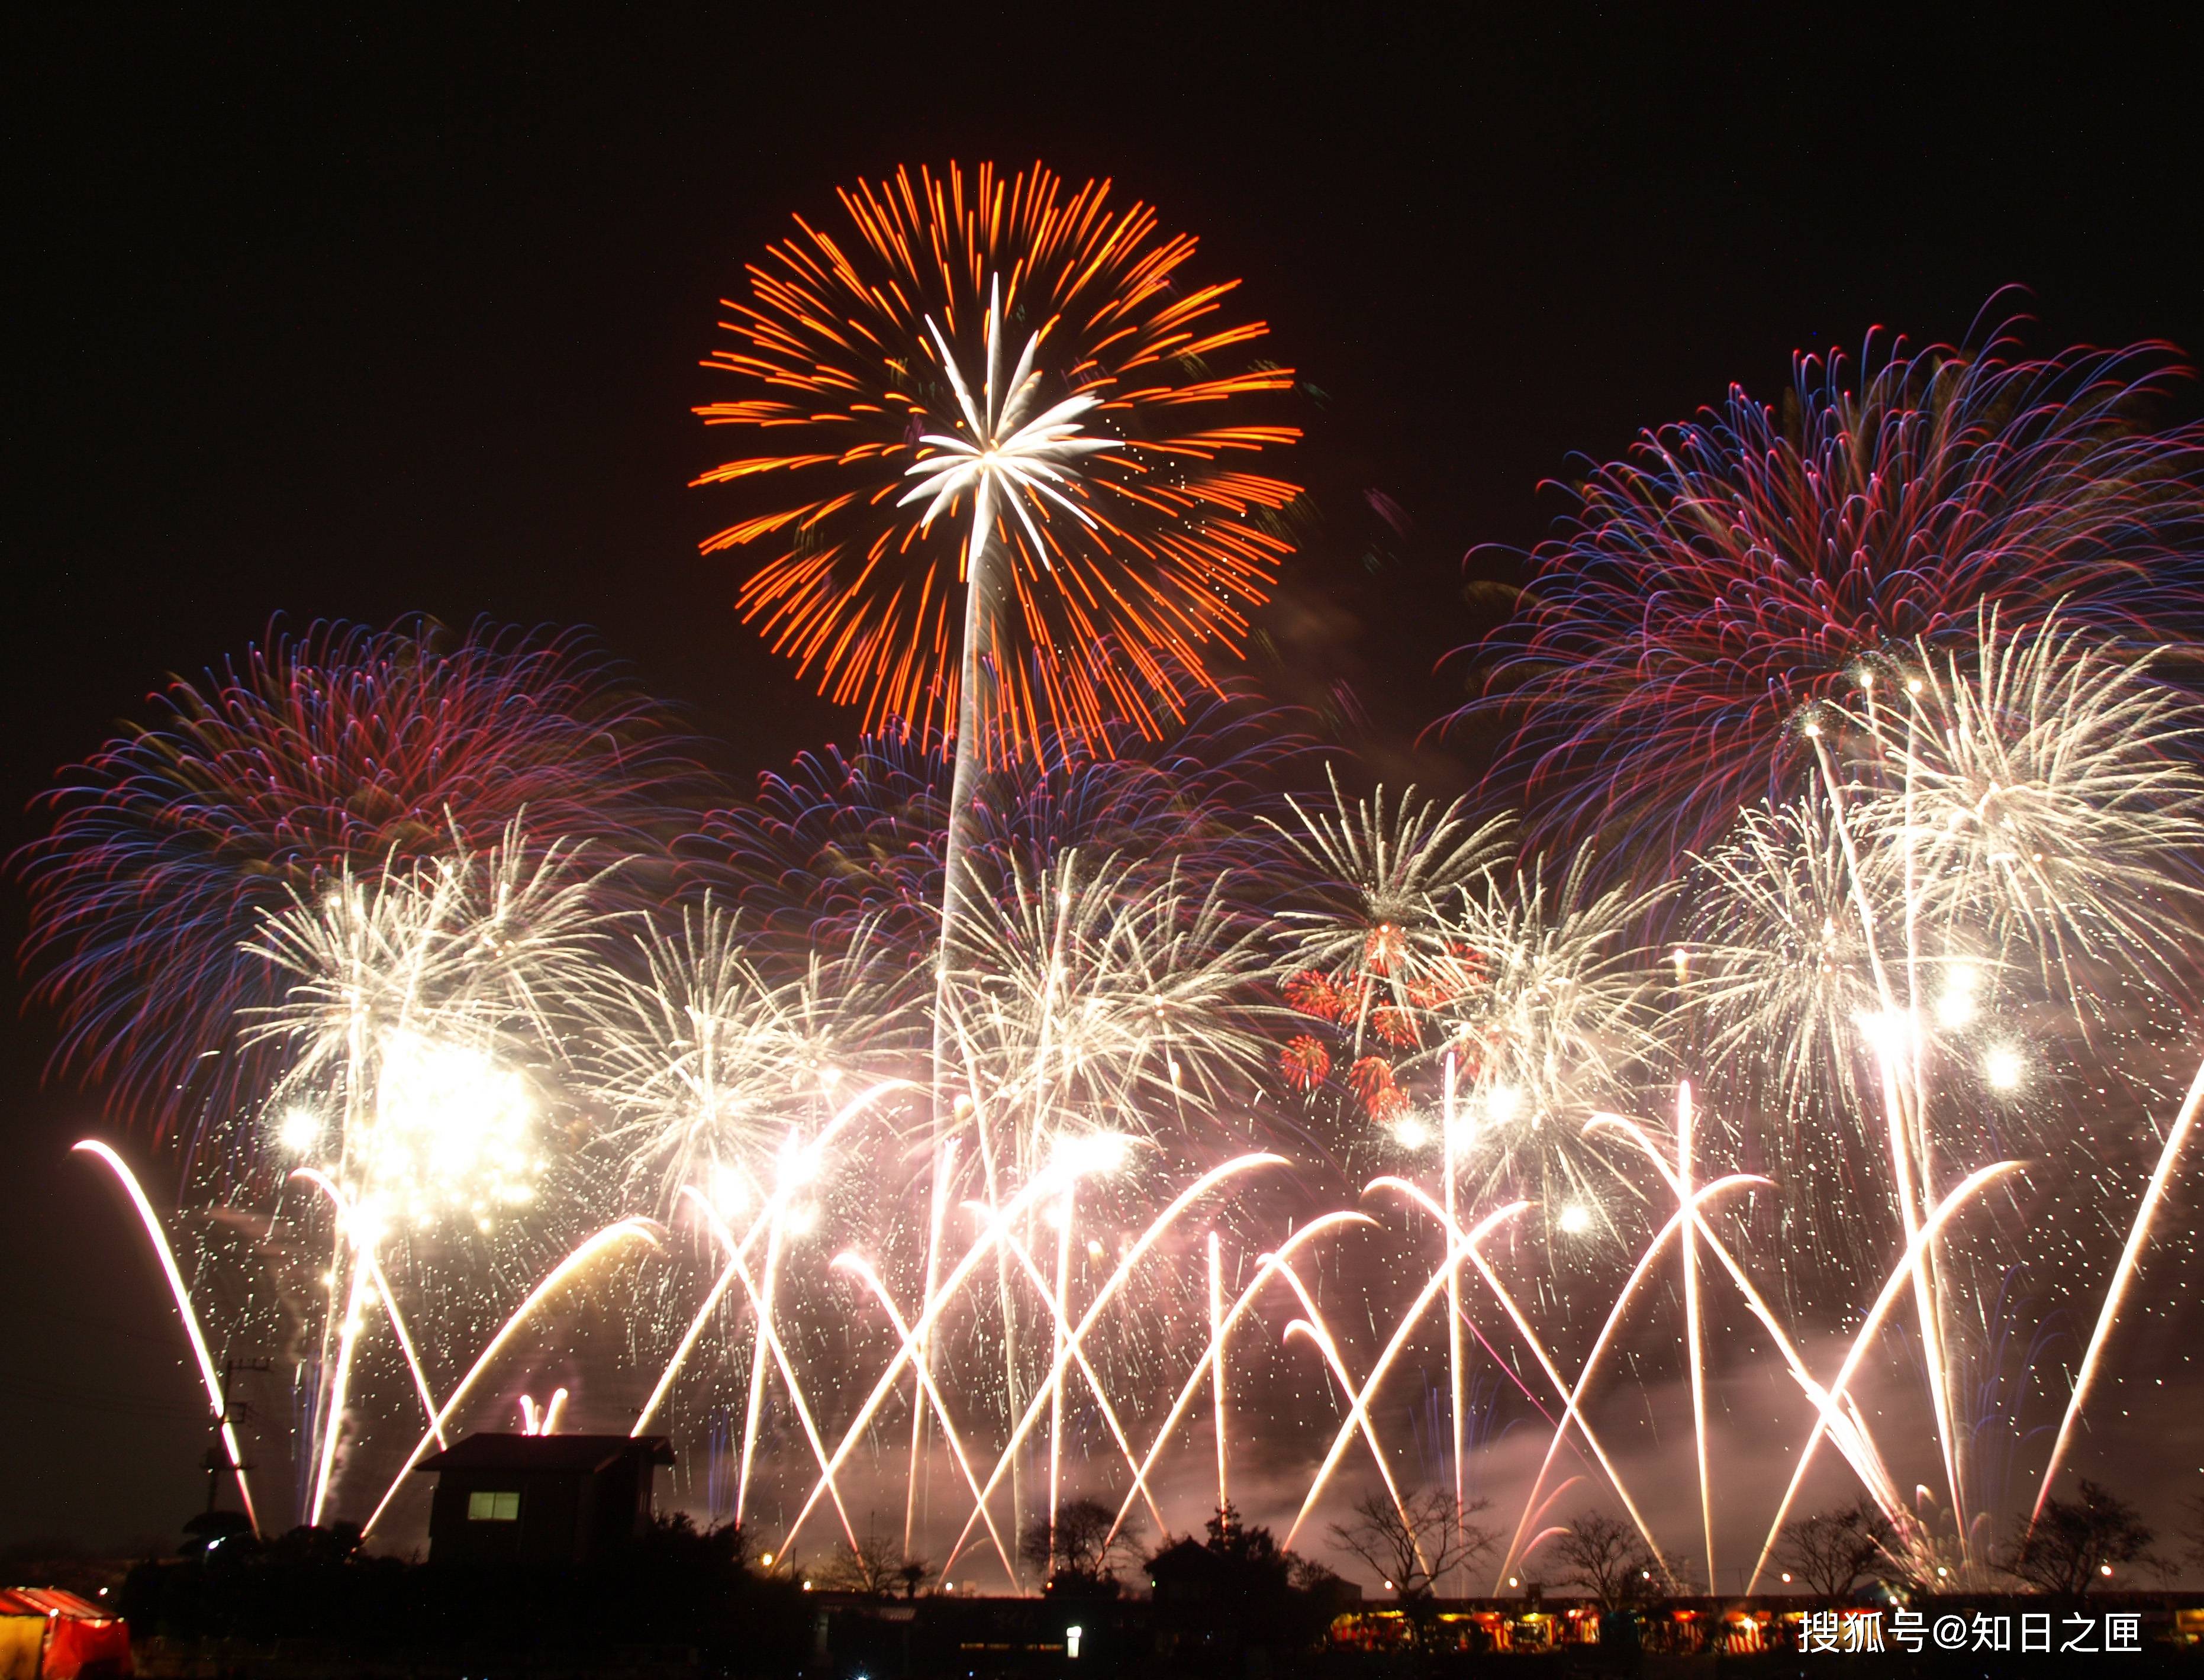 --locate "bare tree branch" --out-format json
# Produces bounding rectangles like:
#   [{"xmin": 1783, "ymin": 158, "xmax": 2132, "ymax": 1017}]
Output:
[
  {"xmin": 1326, "ymin": 1488, "xmax": 1496, "ymax": 1611},
  {"xmin": 816, "ymin": 1514, "xmax": 932, "ymax": 1597},
  {"xmin": 2002, "ymin": 1481, "xmax": 2158, "ymax": 1595},
  {"xmin": 1022, "ymin": 1498, "xmax": 1145, "ymax": 1592},
  {"xmin": 1773, "ymin": 1504, "xmax": 1894, "ymax": 1601},
  {"xmin": 1548, "ymin": 1511, "xmax": 1659, "ymax": 1611}
]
